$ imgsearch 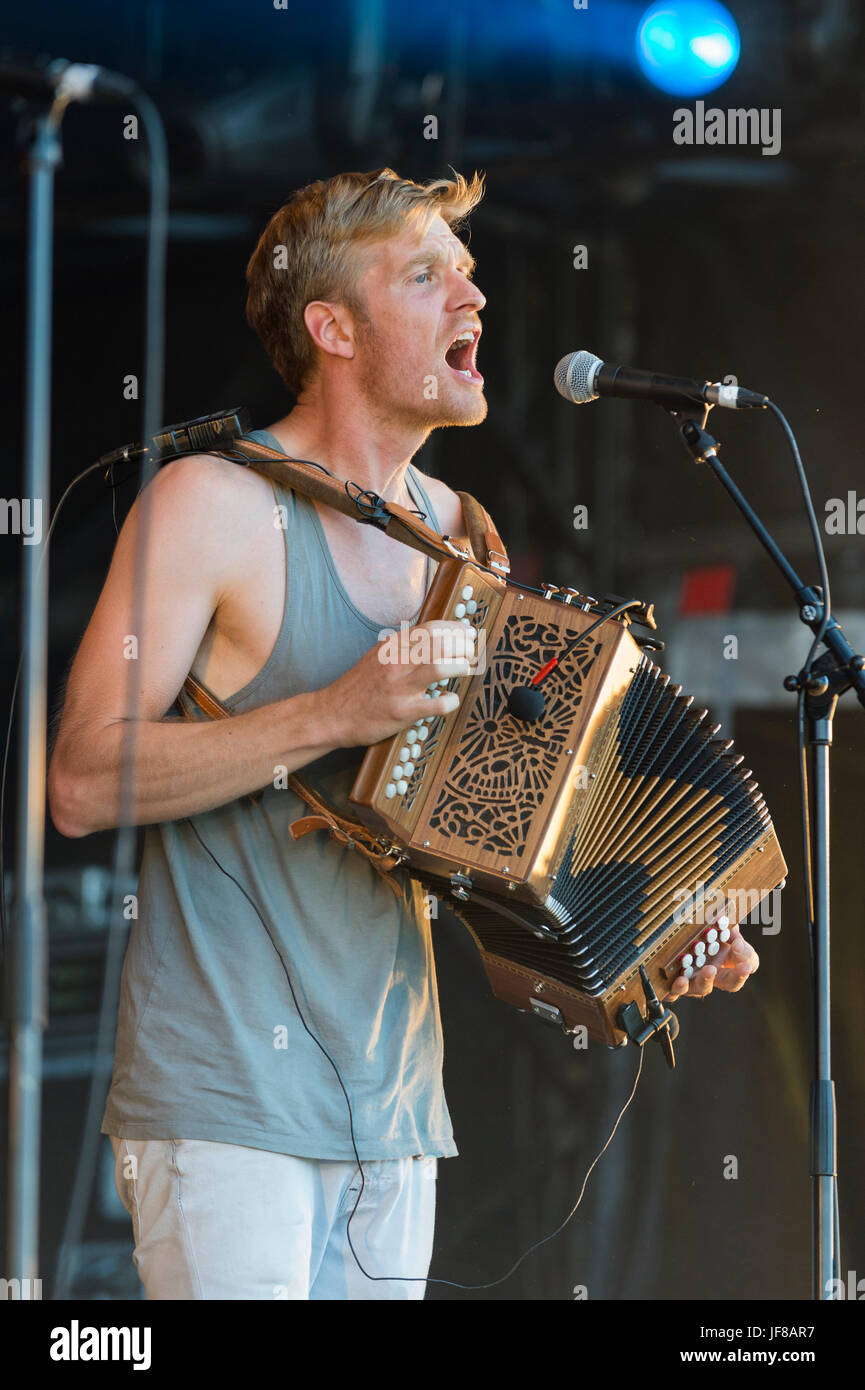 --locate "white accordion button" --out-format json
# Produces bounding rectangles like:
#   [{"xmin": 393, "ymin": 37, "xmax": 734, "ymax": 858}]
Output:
[
  {"xmin": 466, "ymin": 599, "xmax": 477, "ymax": 614},
  {"xmin": 461, "ymin": 585, "xmax": 473, "ymax": 600},
  {"xmin": 417, "ymin": 727, "xmax": 429, "ymax": 740},
  {"xmin": 411, "ymin": 743, "xmax": 421, "ymax": 758},
  {"xmin": 719, "ymin": 925, "xmax": 731, "ymax": 943},
  {"xmin": 396, "ymin": 779, "xmax": 408, "ymax": 795},
  {"xmin": 682, "ymin": 965, "xmax": 694, "ymax": 980},
  {"xmin": 392, "ymin": 764, "xmax": 404, "ymax": 779},
  {"xmin": 461, "ymin": 617, "xmax": 471, "ymax": 625},
  {"xmin": 454, "ymin": 603, "xmax": 466, "ymax": 618},
  {"xmin": 424, "ymin": 716, "xmax": 435, "ymax": 724},
  {"xmin": 399, "ymin": 746, "xmax": 410, "ymax": 762},
  {"xmin": 403, "ymin": 761, "xmax": 414, "ymax": 776},
  {"xmin": 682, "ymin": 952, "xmax": 693, "ymax": 968},
  {"xmin": 385, "ymin": 783, "xmax": 396, "ymax": 799},
  {"xmin": 707, "ymin": 940, "xmax": 720, "ymax": 957},
  {"xmin": 706, "ymin": 927, "xmax": 718, "ymax": 943},
  {"xmin": 717, "ymin": 915, "xmax": 730, "ymax": 930}
]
